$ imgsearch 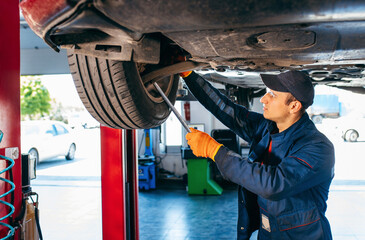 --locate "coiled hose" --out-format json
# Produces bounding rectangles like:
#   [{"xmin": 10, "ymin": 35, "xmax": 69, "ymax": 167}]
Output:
[{"xmin": 0, "ymin": 131, "xmax": 15, "ymax": 239}]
